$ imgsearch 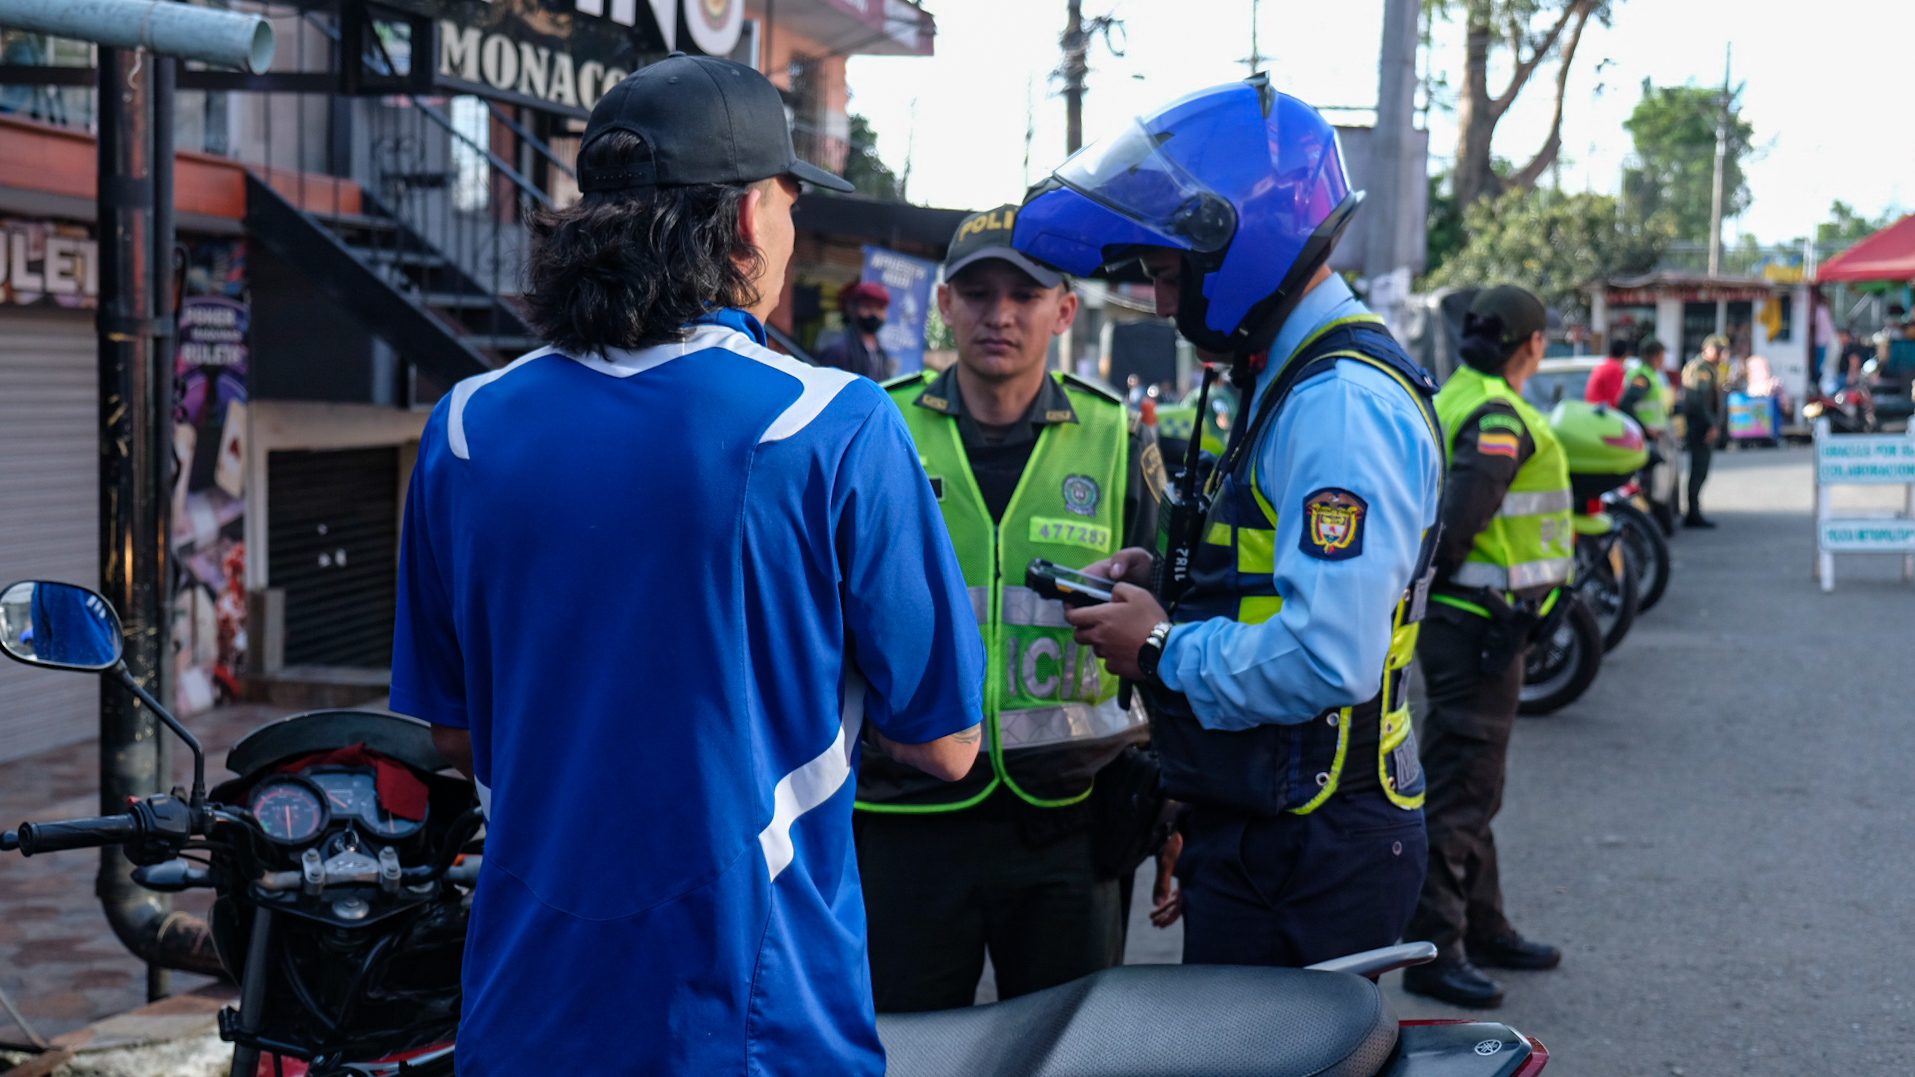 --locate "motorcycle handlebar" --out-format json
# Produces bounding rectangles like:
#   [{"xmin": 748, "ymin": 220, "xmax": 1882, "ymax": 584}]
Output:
[{"xmin": 13, "ymin": 812, "xmax": 145, "ymax": 856}]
